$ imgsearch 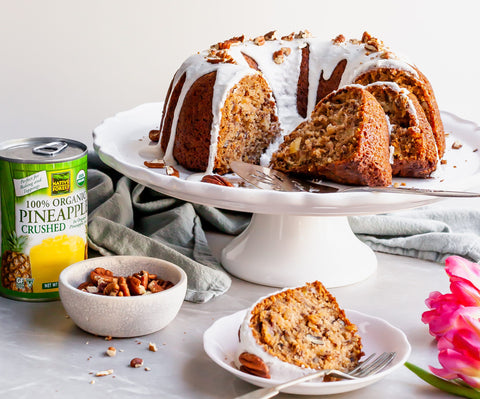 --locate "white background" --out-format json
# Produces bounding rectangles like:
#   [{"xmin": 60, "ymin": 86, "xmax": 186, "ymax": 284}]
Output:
[{"xmin": 1, "ymin": 0, "xmax": 479, "ymax": 148}]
